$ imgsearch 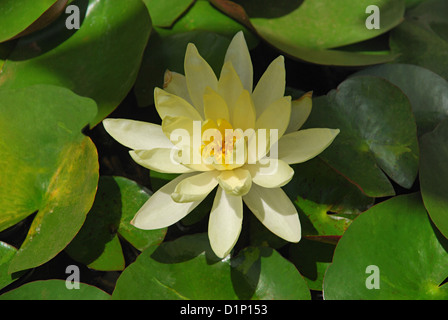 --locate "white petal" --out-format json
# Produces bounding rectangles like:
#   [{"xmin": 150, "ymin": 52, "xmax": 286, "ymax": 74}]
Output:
[
  {"xmin": 232, "ymin": 90, "xmax": 256, "ymax": 131},
  {"xmin": 163, "ymin": 70, "xmax": 193, "ymax": 105},
  {"xmin": 255, "ymin": 96, "xmax": 291, "ymax": 138},
  {"xmin": 172, "ymin": 171, "xmax": 219, "ymax": 203},
  {"xmin": 131, "ymin": 173, "xmax": 205, "ymax": 229},
  {"xmin": 285, "ymin": 92, "xmax": 313, "ymax": 134},
  {"xmin": 224, "ymin": 31, "xmax": 253, "ymax": 92},
  {"xmin": 184, "ymin": 43, "xmax": 218, "ymax": 117},
  {"xmin": 154, "ymin": 87, "xmax": 202, "ymax": 121},
  {"xmin": 218, "ymin": 60, "xmax": 244, "ymax": 121},
  {"xmin": 252, "ymin": 56, "xmax": 285, "ymax": 116},
  {"xmin": 208, "ymin": 187, "xmax": 243, "ymax": 258},
  {"xmin": 130, "ymin": 148, "xmax": 194, "ymax": 174},
  {"xmin": 102, "ymin": 118, "xmax": 173, "ymax": 150},
  {"xmin": 243, "ymin": 184, "xmax": 301, "ymax": 242},
  {"xmin": 278, "ymin": 128, "xmax": 340, "ymax": 164},
  {"xmin": 217, "ymin": 168, "xmax": 252, "ymax": 196},
  {"xmin": 245, "ymin": 159, "xmax": 294, "ymax": 188}
]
